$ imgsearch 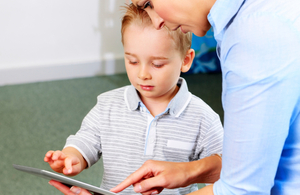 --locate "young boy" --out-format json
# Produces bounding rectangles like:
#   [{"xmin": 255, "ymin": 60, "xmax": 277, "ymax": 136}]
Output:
[{"xmin": 45, "ymin": 4, "xmax": 223, "ymax": 195}]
